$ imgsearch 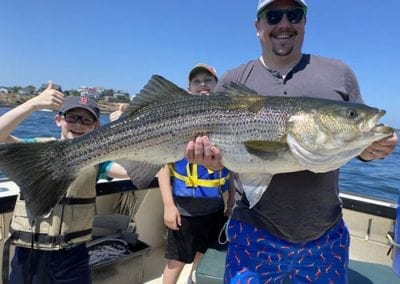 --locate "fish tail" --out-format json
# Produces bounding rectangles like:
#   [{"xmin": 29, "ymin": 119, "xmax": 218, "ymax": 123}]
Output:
[{"xmin": 0, "ymin": 141, "xmax": 74, "ymax": 218}]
